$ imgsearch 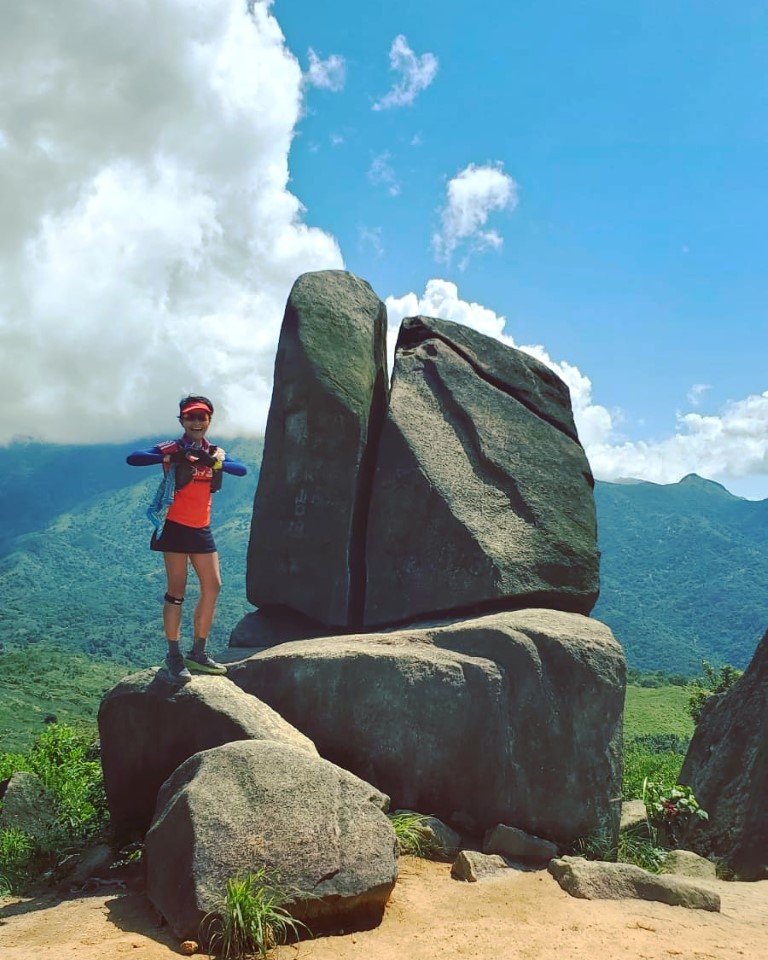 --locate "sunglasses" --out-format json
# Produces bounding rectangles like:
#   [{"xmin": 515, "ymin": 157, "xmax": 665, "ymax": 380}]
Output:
[{"xmin": 181, "ymin": 412, "xmax": 210, "ymax": 422}]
